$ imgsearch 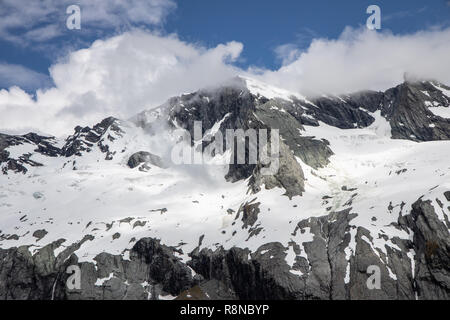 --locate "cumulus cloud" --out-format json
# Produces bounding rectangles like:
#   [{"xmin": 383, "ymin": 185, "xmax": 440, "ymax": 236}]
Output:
[
  {"xmin": 0, "ymin": 0, "xmax": 176, "ymax": 45},
  {"xmin": 273, "ymin": 43, "xmax": 301, "ymax": 66},
  {"xmin": 0, "ymin": 31, "xmax": 242, "ymax": 136},
  {"xmin": 2, "ymin": 26, "xmax": 450, "ymax": 137},
  {"xmin": 260, "ymin": 26, "xmax": 450, "ymax": 96}
]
